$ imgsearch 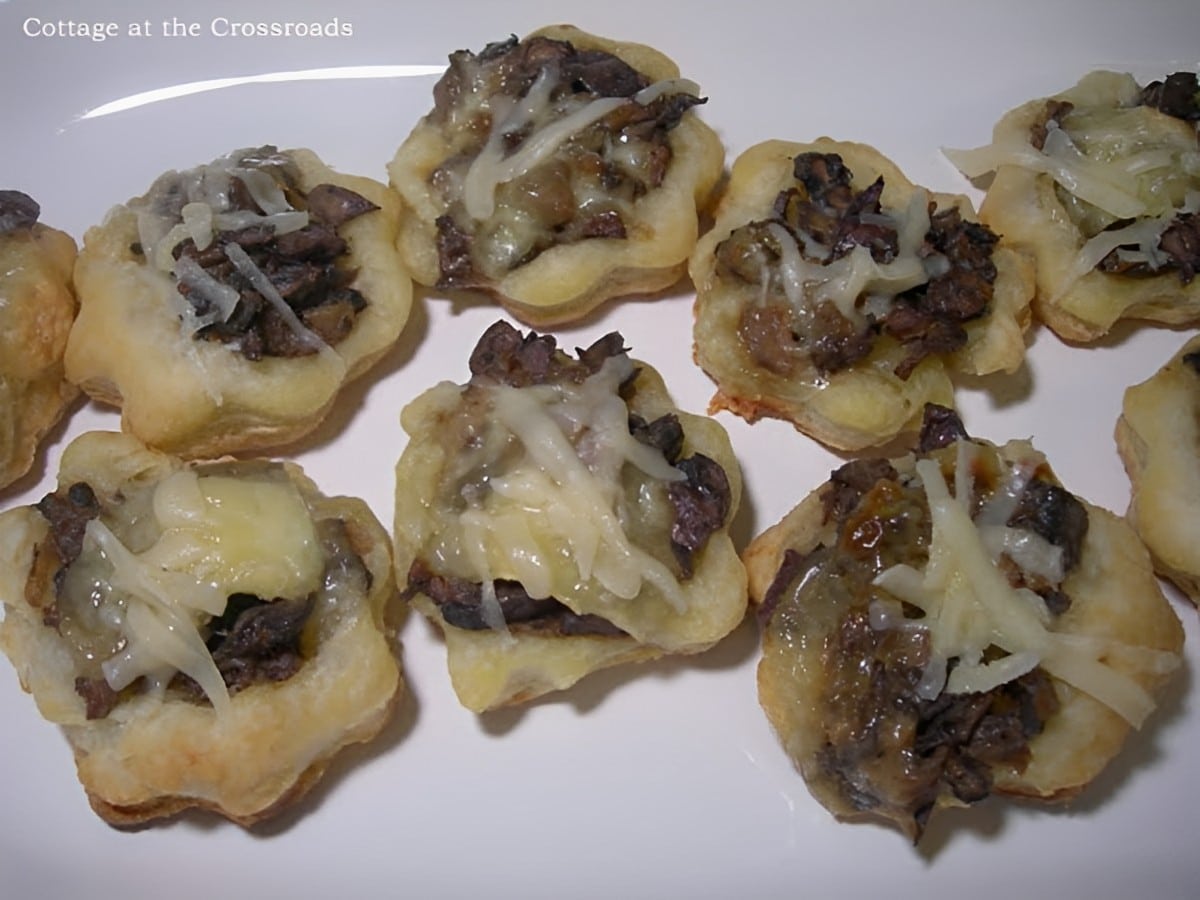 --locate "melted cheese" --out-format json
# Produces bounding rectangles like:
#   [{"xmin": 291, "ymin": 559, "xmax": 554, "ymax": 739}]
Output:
[
  {"xmin": 461, "ymin": 70, "xmax": 699, "ymax": 221},
  {"xmin": 771, "ymin": 189, "xmax": 933, "ymax": 323},
  {"xmin": 140, "ymin": 469, "xmax": 323, "ymax": 599},
  {"xmin": 131, "ymin": 150, "xmax": 315, "ymax": 340},
  {"xmin": 1048, "ymin": 190, "xmax": 1200, "ymax": 302},
  {"xmin": 171, "ymin": 255, "xmax": 241, "ymax": 330},
  {"xmin": 873, "ymin": 454, "xmax": 1177, "ymax": 727},
  {"xmin": 945, "ymin": 79, "xmax": 1200, "ymax": 300},
  {"xmin": 222, "ymin": 243, "xmax": 334, "ymax": 361},
  {"xmin": 136, "ymin": 153, "xmax": 311, "ymax": 275},
  {"xmin": 85, "ymin": 469, "xmax": 323, "ymax": 713},
  {"xmin": 89, "ymin": 517, "xmax": 233, "ymax": 715},
  {"xmin": 954, "ymin": 129, "xmax": 1148, "ymax": 219},
  {"xmin": 453, "ymin": 355, "xmax": 690, "ymax": 617}
]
